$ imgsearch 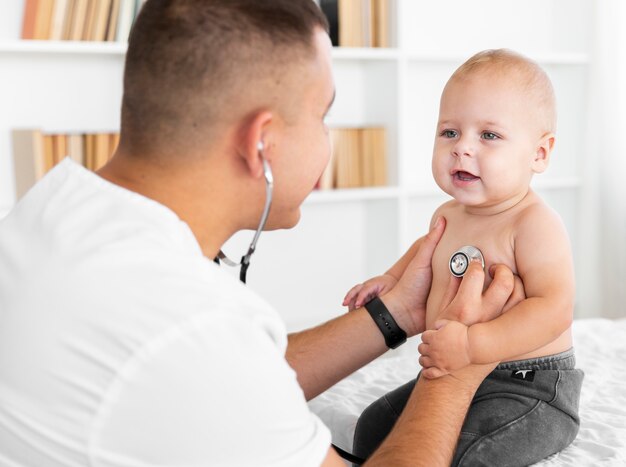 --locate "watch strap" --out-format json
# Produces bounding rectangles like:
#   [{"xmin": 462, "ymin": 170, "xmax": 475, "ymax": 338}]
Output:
[{"xmin": 364, "ymin": 296, "xmax": 407, "ymax": 349}]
